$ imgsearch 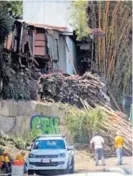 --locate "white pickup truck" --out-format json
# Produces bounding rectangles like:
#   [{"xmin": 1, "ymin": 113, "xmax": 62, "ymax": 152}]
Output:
[{"xmin": 26, "ymin": 135, "xmax": 74, "ymax": 175}]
